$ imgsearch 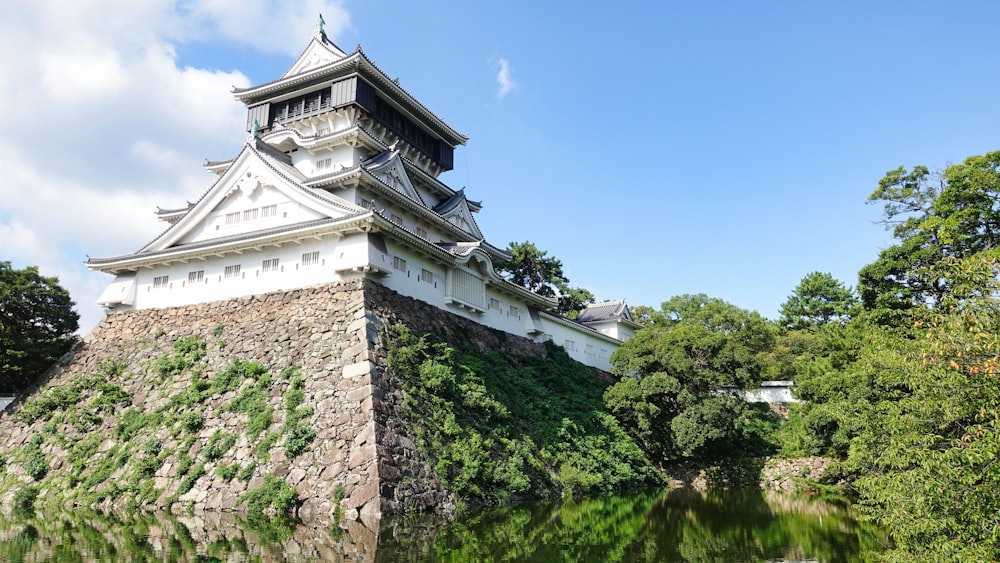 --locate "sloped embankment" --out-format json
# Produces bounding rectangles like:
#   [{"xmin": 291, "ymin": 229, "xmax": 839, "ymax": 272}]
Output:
[{"xmin": 0, "ymin": 279, "xmax": 659, "ymax": 521}]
